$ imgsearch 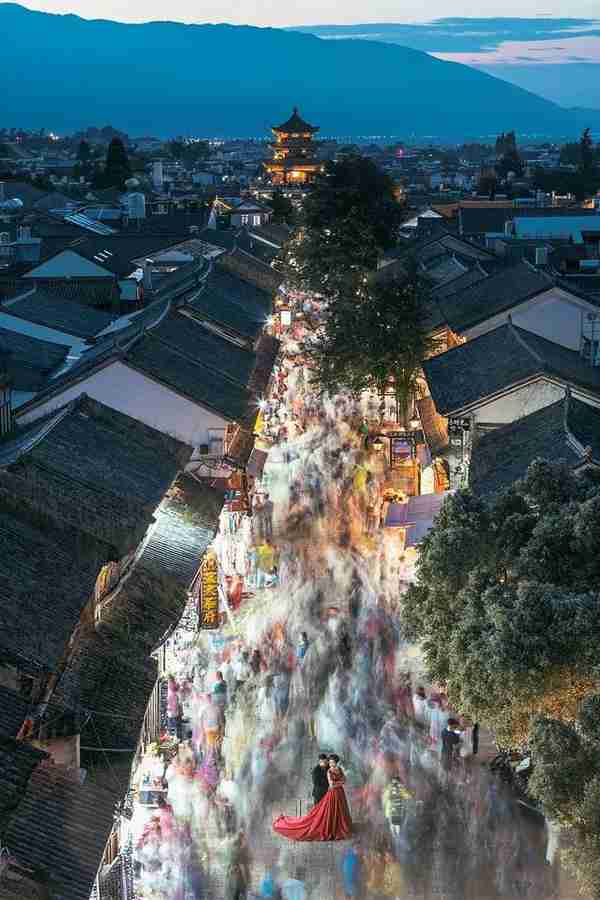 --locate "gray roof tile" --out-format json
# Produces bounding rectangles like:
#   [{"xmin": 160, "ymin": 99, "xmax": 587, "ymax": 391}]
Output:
[
  {"xmin": 437, "ymin": 261, "xmax": 553, "ymax": 332},
  {"xmin": 187, "ymin": 265, "xmax": 271, "ymax": 340},
  {"xmin": 469, "ymin": 395, "xmax": 600, "ymax": 496},
  {"xmin": 0, "ymin": 326, "xmax": 69, "ymax": 391},
  {"xmin": 423, "ymin": 323, "xmax": 600, "ymax": 416},
  {"xmin": 5, "ymin": 762, "xmax": 117, "ymax": 900},
  {"xmin": 5, "ymin": 288, "xmax": 114, "ymax": 339}
]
